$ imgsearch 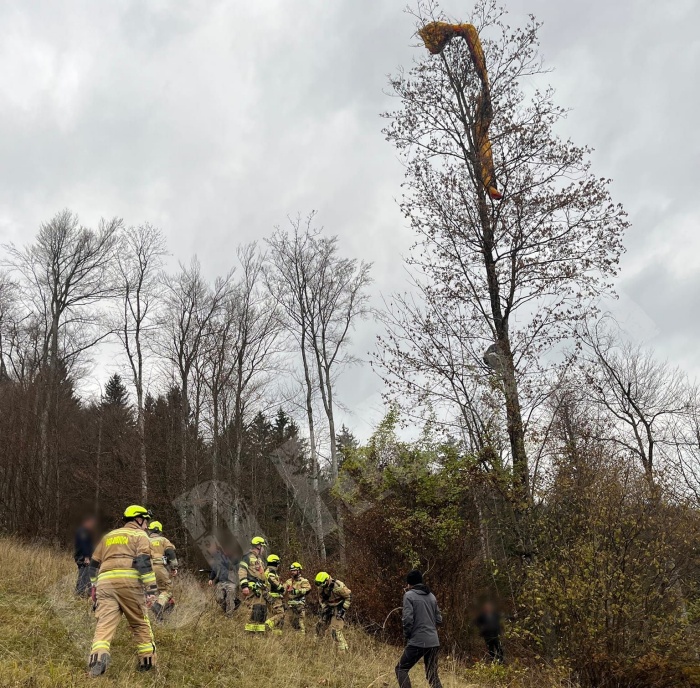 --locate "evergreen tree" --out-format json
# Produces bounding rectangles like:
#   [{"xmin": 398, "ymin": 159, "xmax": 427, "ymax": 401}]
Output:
[
  {"xmin": 103, "ymin": 373, "xmax": 129, "ymax": 408},
  {"xmin": 336, "ymin": 424, "xmax": 359, "ymax": 466}
]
